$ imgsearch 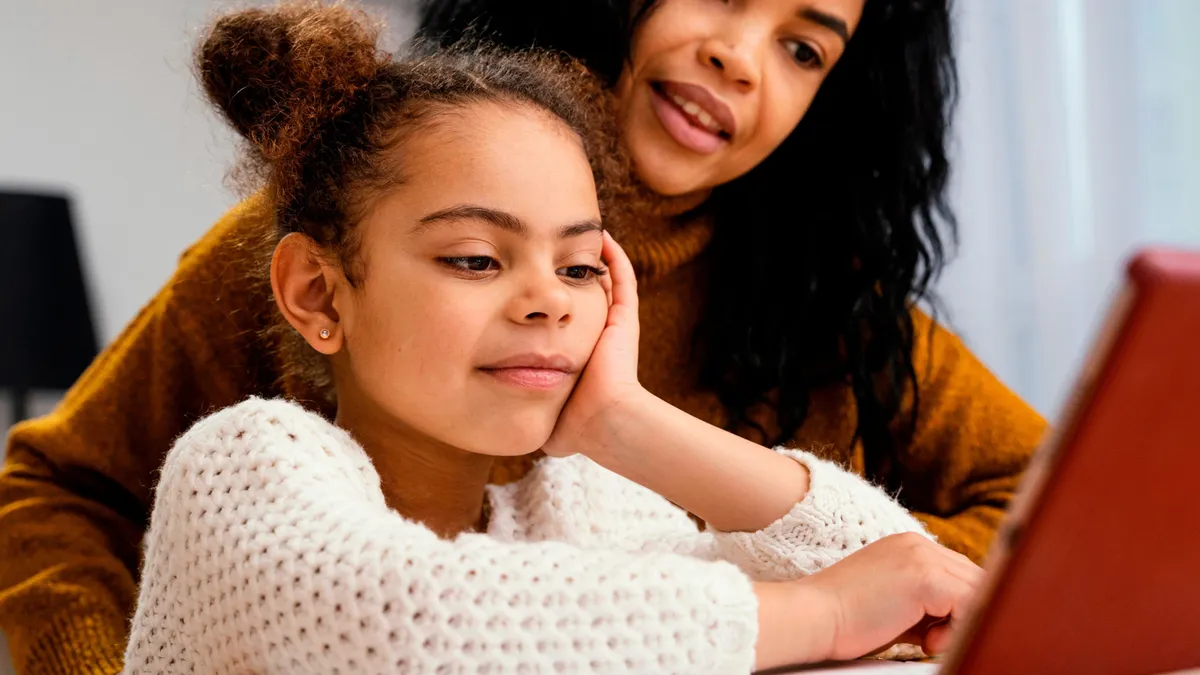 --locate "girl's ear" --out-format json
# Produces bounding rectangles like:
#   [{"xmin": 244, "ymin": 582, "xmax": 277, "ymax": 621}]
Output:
[{"xmin": 271, "ymin": 233, "xmax": 345, "ymax": 355}]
